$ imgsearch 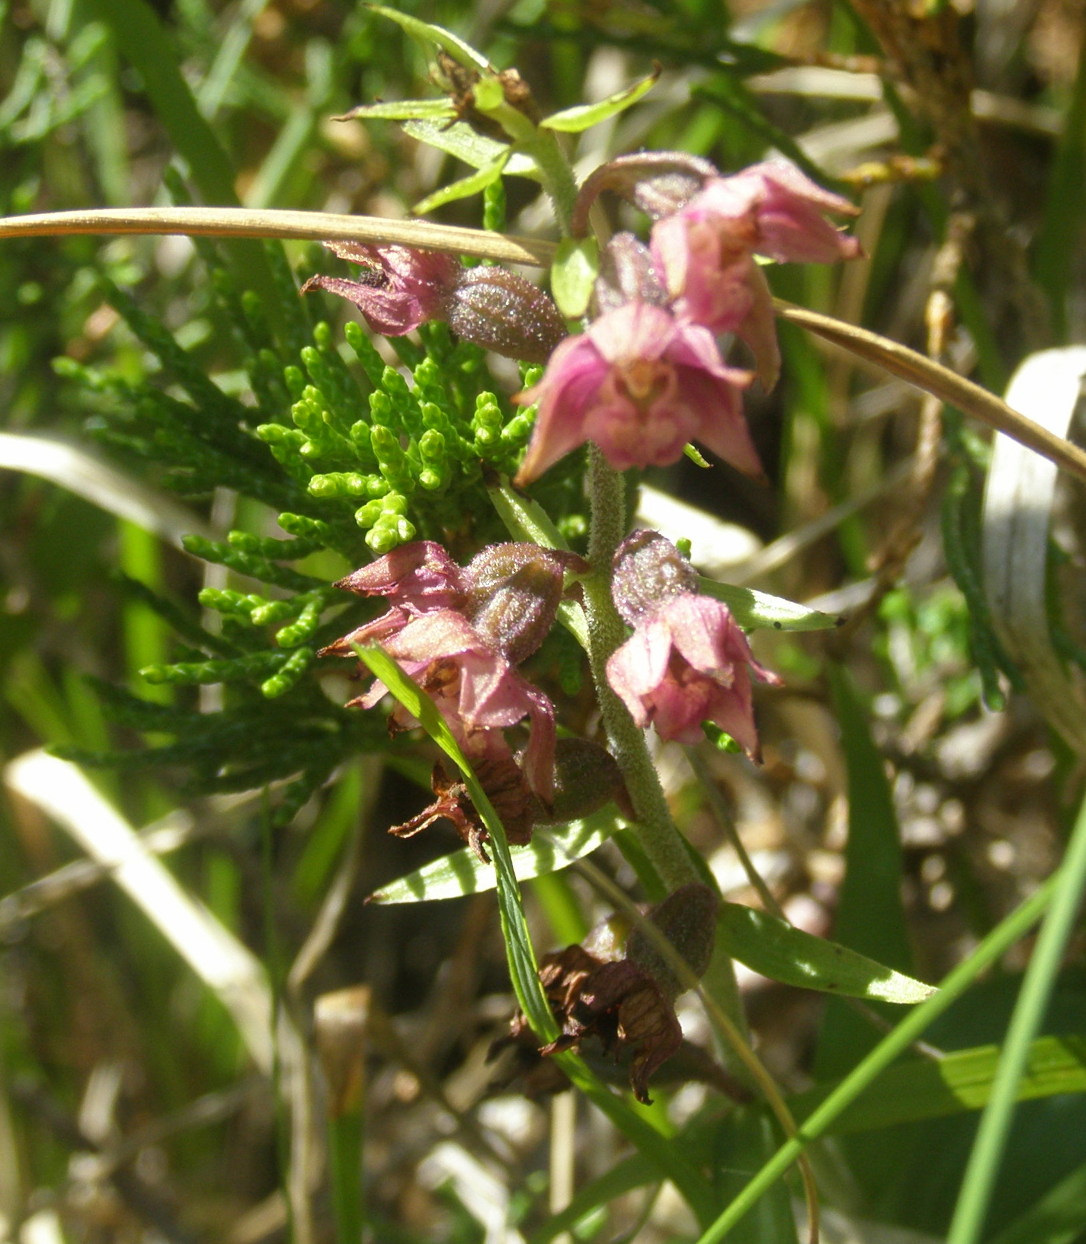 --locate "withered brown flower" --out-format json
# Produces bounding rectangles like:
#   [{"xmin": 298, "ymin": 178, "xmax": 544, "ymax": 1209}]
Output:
[{"xmin": 493, "ymin": 884, "xmax": 748, "ymax": 1105}]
